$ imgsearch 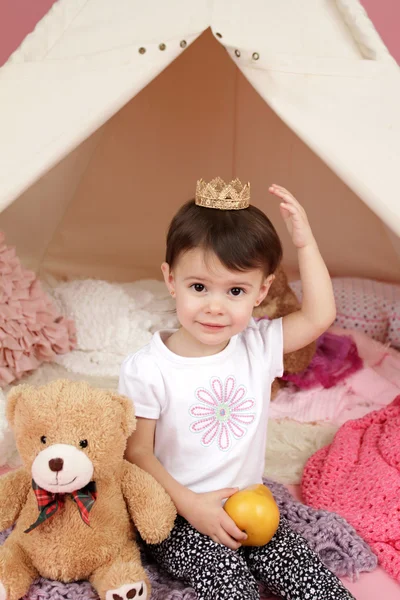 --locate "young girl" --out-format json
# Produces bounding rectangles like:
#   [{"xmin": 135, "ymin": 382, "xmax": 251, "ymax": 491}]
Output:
[{"xmin": 119, "ymin": 178, "xmax": 355, "ymax": 600}]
